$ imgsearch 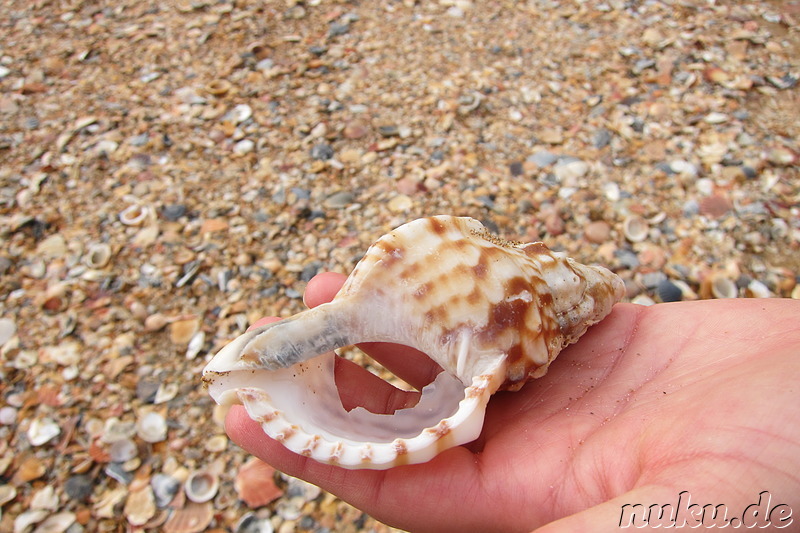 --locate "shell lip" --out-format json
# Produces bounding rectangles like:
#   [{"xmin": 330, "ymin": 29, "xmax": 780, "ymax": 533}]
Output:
[{"xmin": 232, "ymin": 356, "xmax": 505, "ymax": 470}]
